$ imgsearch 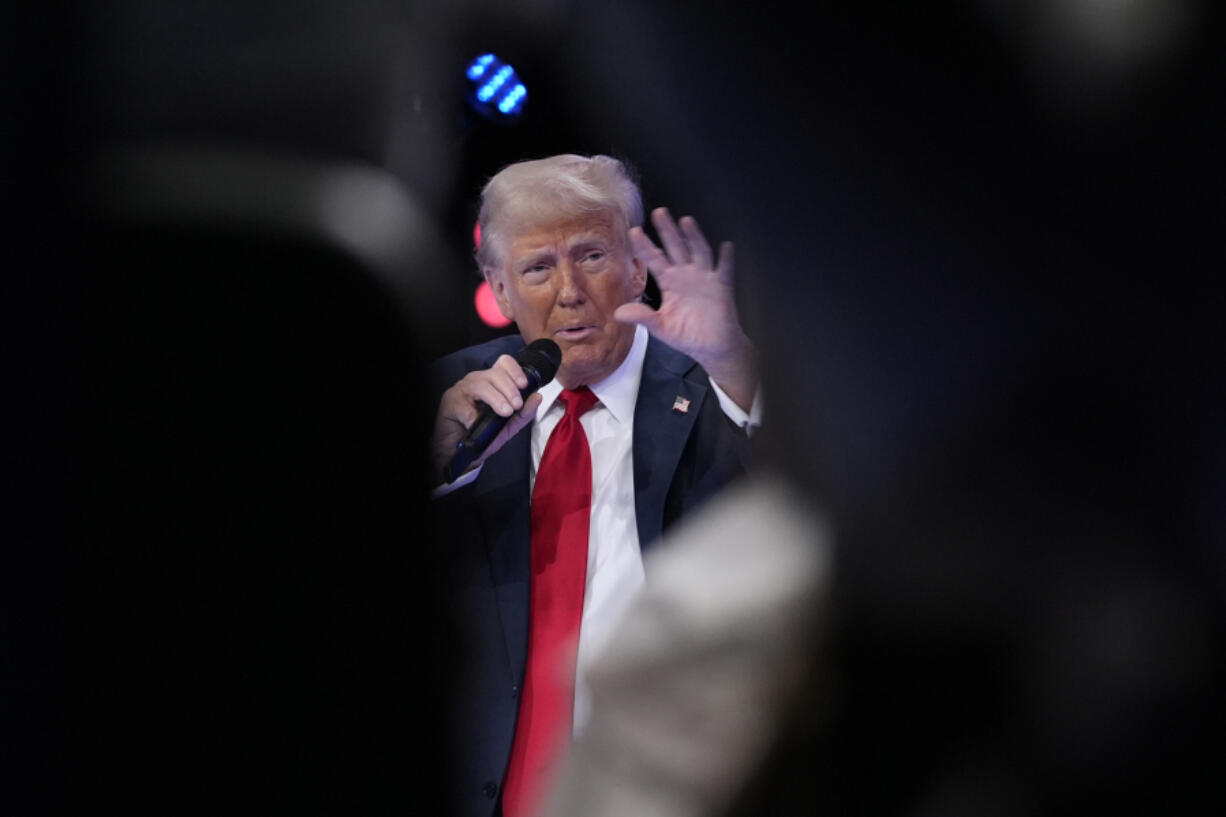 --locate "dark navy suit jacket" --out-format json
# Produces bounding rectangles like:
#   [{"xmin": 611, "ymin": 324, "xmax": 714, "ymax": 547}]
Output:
[{"xmin": 431, "ymin": 332, "xmax": 751, "ymax": 817}]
